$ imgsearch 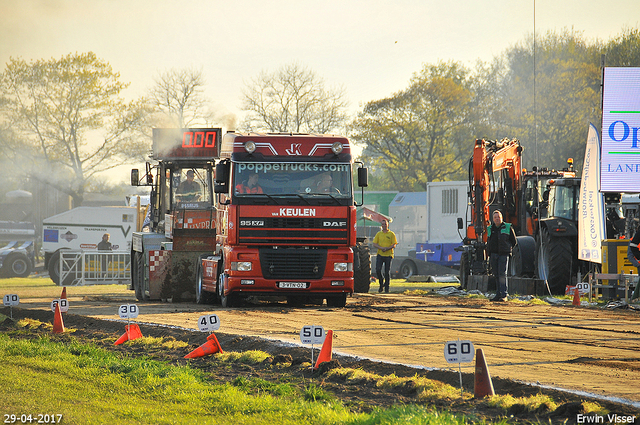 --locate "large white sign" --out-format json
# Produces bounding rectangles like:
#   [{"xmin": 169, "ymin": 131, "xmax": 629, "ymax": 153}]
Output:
[
  {"xmin": 578, "ymin": 123, "xmax": 606, "ymax": 263},
  {"xmin": 601, "ymin": 67, "xmax": 640, "ymax": 192}
]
